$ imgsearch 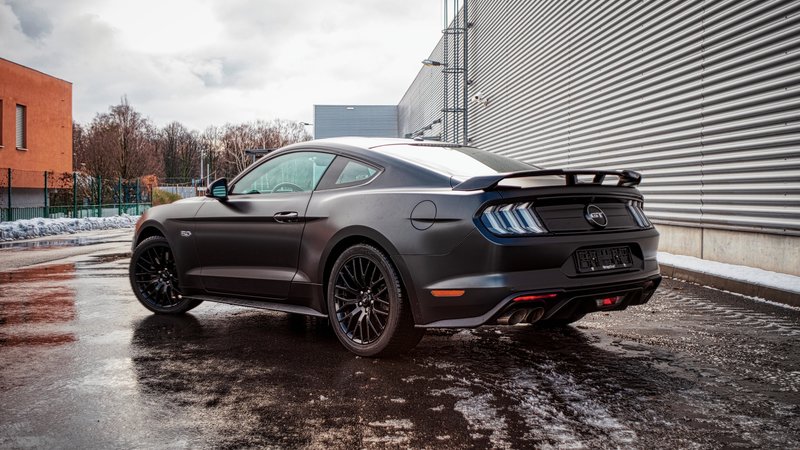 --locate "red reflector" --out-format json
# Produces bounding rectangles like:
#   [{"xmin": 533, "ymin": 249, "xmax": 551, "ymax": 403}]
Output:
[
  {"xmin": 513, "ymin": 293, "xmax": 557, "ymax": 302},
  {"xmin": 431, "ymin": 290, "xmax": 465, "ymax": 298},
  {"xmin": 596, "ymin": 296, "xmax": 623, "ymax": 307}
]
